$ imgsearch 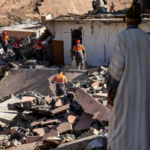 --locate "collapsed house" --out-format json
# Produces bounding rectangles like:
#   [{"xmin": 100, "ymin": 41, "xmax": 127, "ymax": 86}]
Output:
[
  {"xmin": 0, "ymin": 1, "xmax": 150, "ymax": 149},
  {"xmin": 44, "ymin": 13, "xmax": 150, "ymax": 66}
]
